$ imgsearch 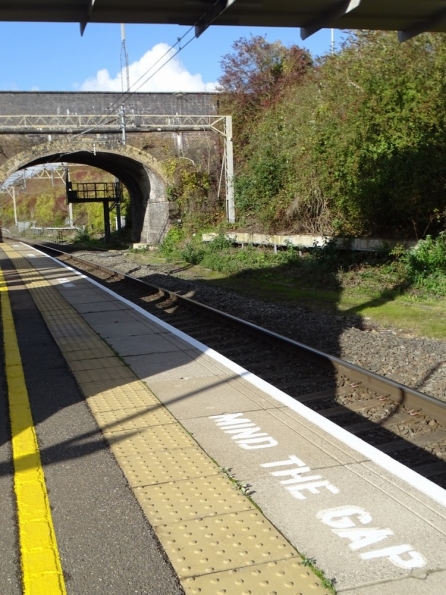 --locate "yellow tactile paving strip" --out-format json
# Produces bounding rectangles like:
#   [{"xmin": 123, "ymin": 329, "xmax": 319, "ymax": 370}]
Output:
[
  {"xmin": 106, "ymin": 424, "xmax": 197, "ymax": 454},
  {"xmin": 0, "ymin": 268, "xmax": 67, "ymax": 595},
  {"xmin": 133, "ymin": 476, "xmax": 255, "ymax": 525},
  {"xmin": 2, "ymin": 244, "xmax": 332, "ymax": 595}
]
